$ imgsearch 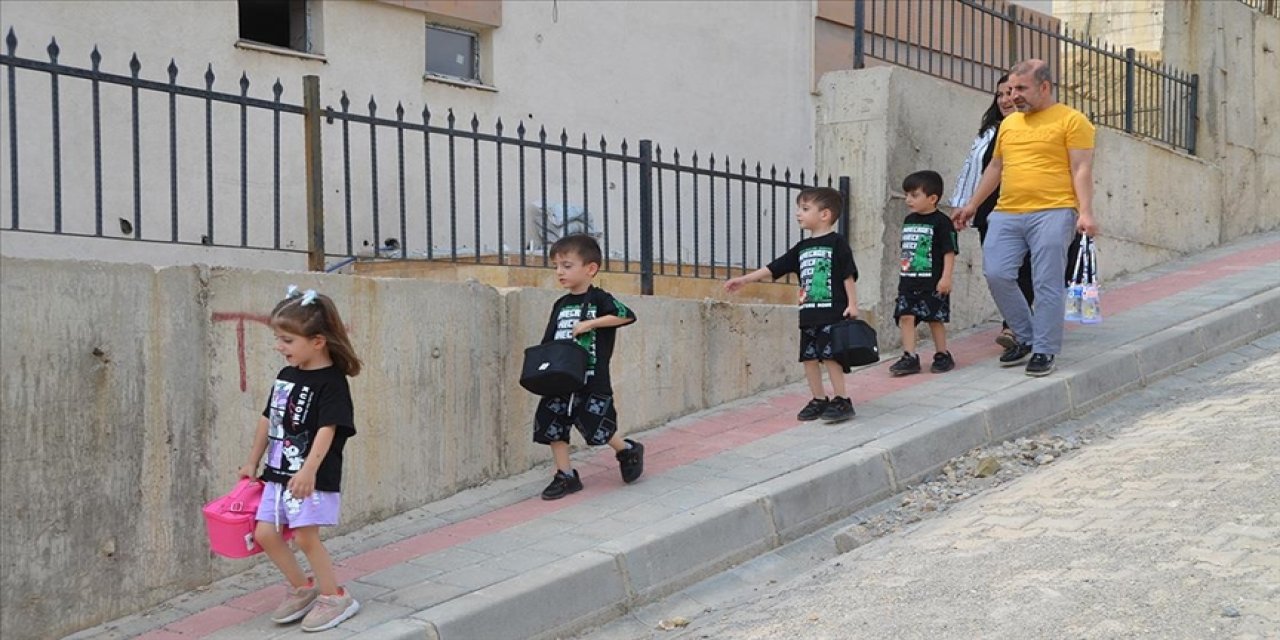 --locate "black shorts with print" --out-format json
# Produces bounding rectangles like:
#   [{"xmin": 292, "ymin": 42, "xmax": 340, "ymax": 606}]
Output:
[
  {"xmin": 533, "ymin": 391, "xmax": 619, "ymax": 446},
  {"xmin": 894, "ymin": 290, "xmax": 951, "ymax": 323}
]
